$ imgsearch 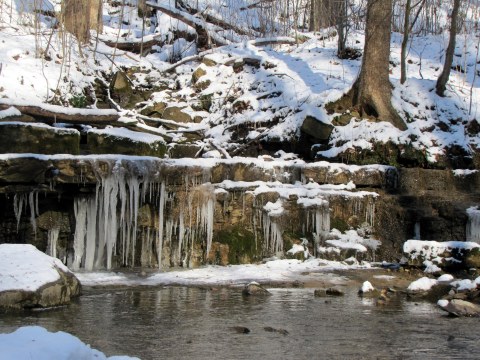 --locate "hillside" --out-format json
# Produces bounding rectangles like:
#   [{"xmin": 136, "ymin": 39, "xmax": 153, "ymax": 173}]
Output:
[{"xmin": 0, "ymin": 0, "xmax": 479, "ymax": 168}]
